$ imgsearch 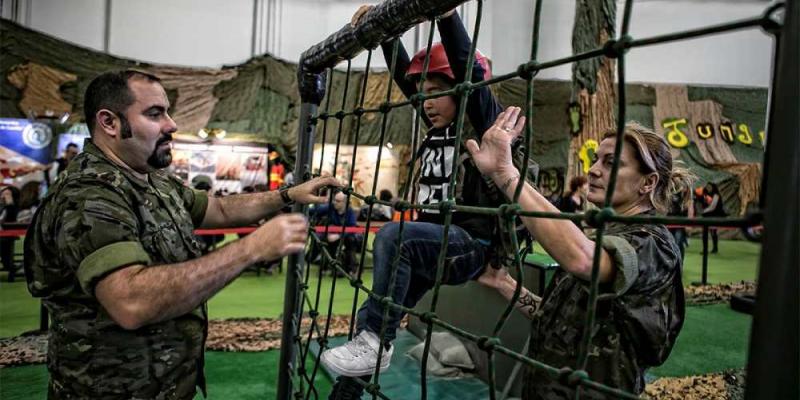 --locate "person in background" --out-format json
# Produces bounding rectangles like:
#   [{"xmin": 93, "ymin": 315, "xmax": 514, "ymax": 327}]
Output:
[
  {"xmin": 0, "ymin": 185, "xmax": 21, "ymax": 281},
  {"xmin": 56, "ymin": 143, "xmax": 80, "ymax": 175},
  {"xmin": 668, "ymin": 186, "xmax": 694, "ymax": 262},
  {"xmin": 48, "ymin": 143, "xmax": 80, "ymax": 185},
  {"xmin": 360, "ymin": 189, "xmax": 394, "ymax": 222},
  {"xmin": 558, "ymin": 175, "xmax": 589, "ymax": 228},
  {"xmin": 0, "ymin": 186, "xmax": 21, "ymax": 223},
  {"xmin": 310, "ymin": 191, "xmax": 360, "ymax": 276},
  {"xmin": 374, "ymin": 189, "xmax": 394, "ymax": 221},
  {"xmin": 16, "ymin": 181, "xmax": 42, "ymax": 223},
  {"xmin": 701, "ymin": 182, "xmax": 726, "ymax": 254}
]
